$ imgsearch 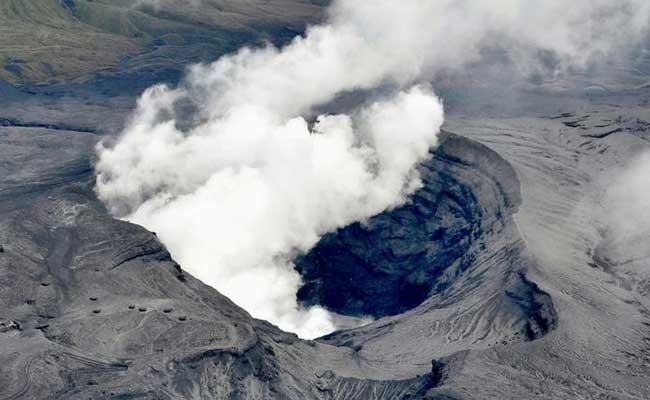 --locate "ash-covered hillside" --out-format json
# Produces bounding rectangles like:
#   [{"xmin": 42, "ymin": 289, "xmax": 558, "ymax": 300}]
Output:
[
  {"xmin": 0, "ymin": 0, "xmax": 324, "ymax": 85},
  {"xmin": 1, "ymin": 1, "xmax": 650, "ymax": 399}
]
